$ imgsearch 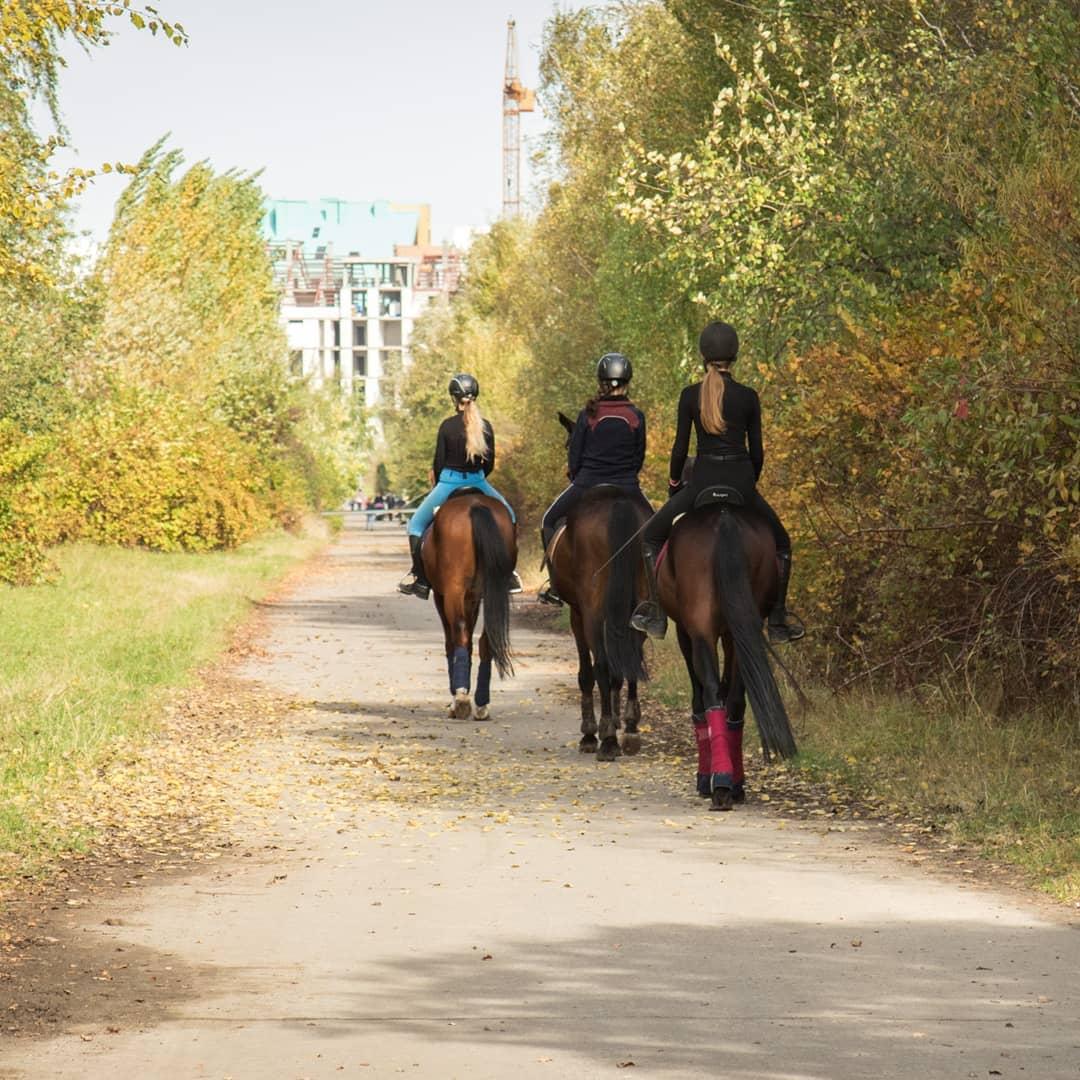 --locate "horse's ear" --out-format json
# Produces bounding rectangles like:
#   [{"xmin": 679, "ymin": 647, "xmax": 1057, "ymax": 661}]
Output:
[{"xmin": 557, "ymin": 411, "xmax": 575, "ymax": 433}]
